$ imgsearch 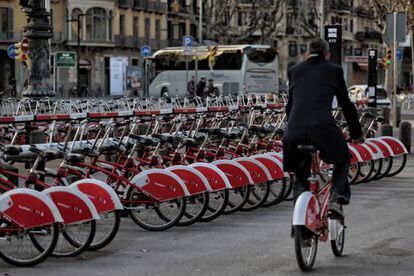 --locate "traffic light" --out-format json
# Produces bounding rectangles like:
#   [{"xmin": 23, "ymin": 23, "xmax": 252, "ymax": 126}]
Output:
[
  {"xmin": 14, "ymin": 38, "xmax": 30, "ymax": 67},
  {"xmin": 386, "ymin": 48, "xmax": 392, "ymax": 65}
]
